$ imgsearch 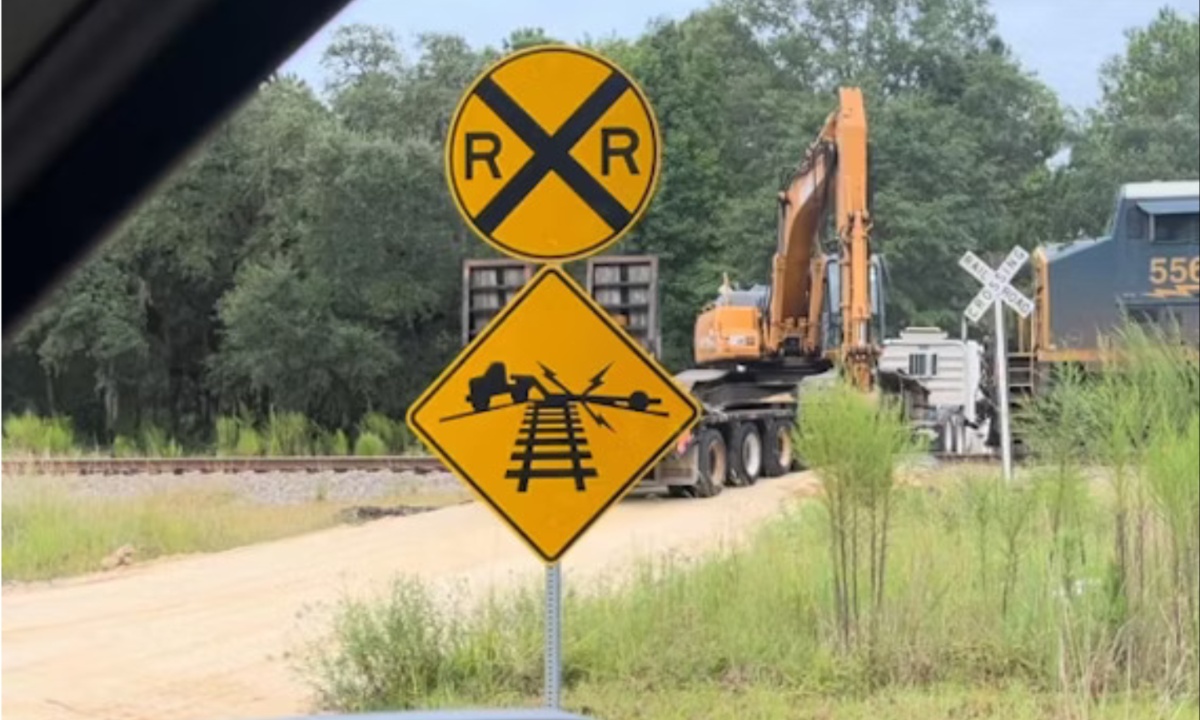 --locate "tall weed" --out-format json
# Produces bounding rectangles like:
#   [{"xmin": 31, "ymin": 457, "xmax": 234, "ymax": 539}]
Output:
[
  {"xmin": 139, "ymin": 423, "xmax": 182, "ymax": 457},
  {"xmin": 112, "ymin": 435, "xmax": 140, "ymax": 458},
  {"xmin": 235, "ymin": 427, "xmax": 264, "ymax": 456},
  {"xmin": 327, "ymin": 429, "xmax": 350, "ymax": 456},
  {"xmin": 360, "ymin": 412, "xmax": 411, "ymax": 454},
  {"xmin": 215, "ymin": 415, "xmax": 242, "ymax": 456},
  {"xmin": 793, "ymin": 381, "xmax": 919, "ymax": 654},
  {"xmin": 266, "ymin": 411, "xmax": 313, "ymax": 456},
  {"xmin": 1019, "ymin": 321, "xmax": 1200, "ymax": 698},
  {"xmin": 2, "ymin": 412, "xmax": 77, "ymax": 456}
]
